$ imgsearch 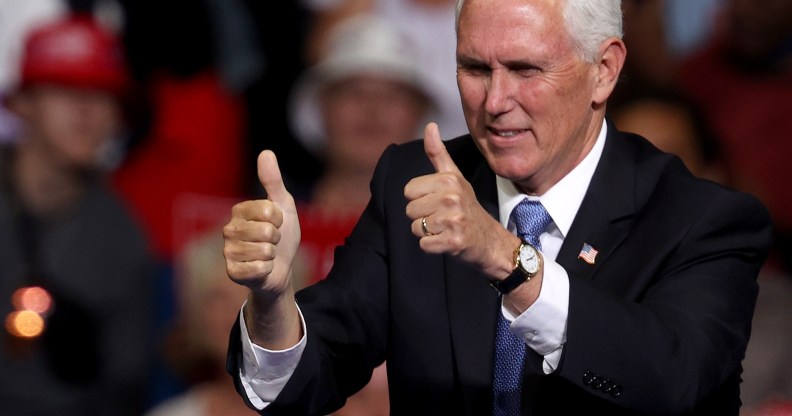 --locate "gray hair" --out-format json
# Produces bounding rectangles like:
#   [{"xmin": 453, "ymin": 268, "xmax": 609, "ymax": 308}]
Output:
[{"xmin": 455, "ymin": 0, "xmax": 623, "ymax": 63}]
